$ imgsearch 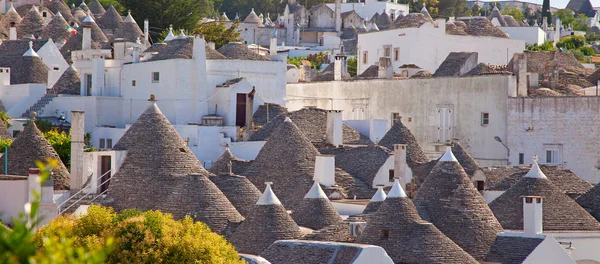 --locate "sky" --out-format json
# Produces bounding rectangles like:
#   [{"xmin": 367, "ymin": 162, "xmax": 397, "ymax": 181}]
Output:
[{"xmin": 472, "ymin": 0, "xmax": 600, "ymax": 9}]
